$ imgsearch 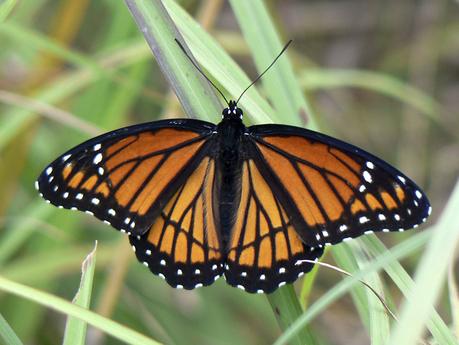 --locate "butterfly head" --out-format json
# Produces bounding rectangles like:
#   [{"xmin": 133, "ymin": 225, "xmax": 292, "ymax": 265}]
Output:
[{"xmin": 222, "ymin": 100, "xmax": 243, "ymax": 121}]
